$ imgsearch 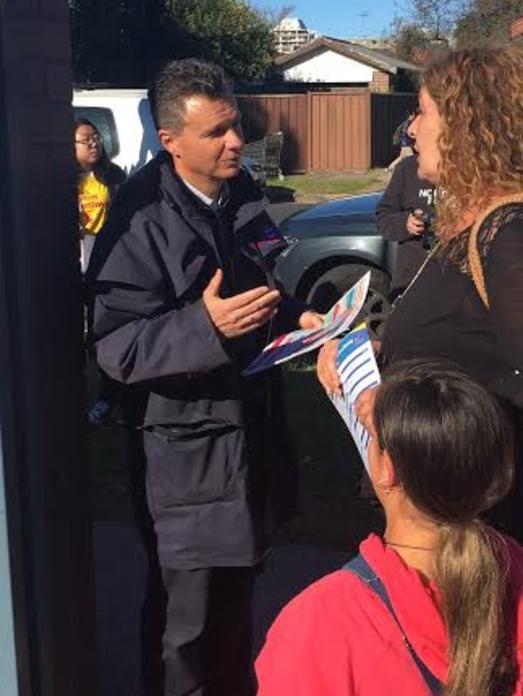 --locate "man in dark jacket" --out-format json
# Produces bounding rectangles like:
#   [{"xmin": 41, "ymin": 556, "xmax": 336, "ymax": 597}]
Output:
[
  {"xmin": 376, "ymin": 154, "xmax": 436, "ymax": 298},
  {"xmin": 88, "ymin": 59, "xmax": 321, "ymax": 696}
]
